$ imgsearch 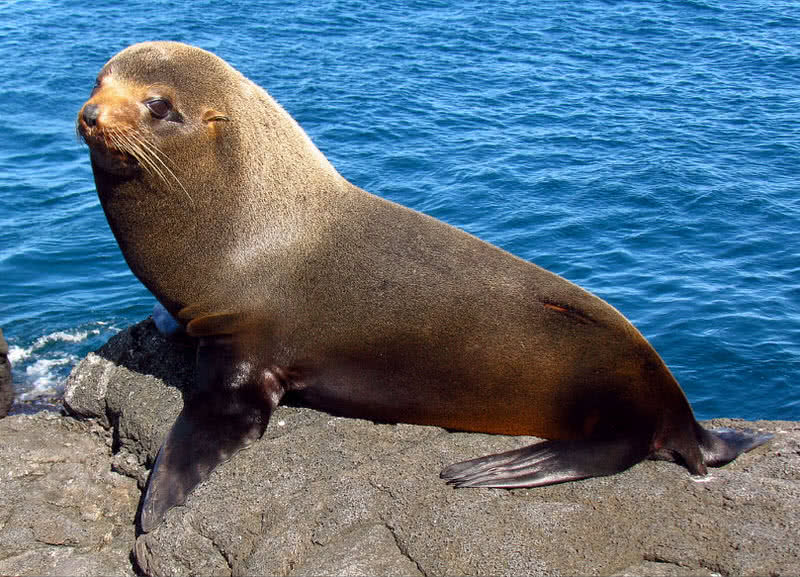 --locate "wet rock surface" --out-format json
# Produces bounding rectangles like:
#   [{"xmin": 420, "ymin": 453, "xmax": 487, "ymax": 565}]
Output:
[{"xmin": 1, "ymin": 319, "xmax": 796, "ymax": 576}]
